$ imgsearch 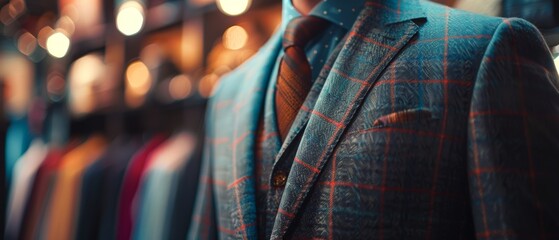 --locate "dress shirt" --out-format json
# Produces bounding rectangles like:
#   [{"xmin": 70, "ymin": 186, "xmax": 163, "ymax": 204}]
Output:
[
  {"xmin": 277, "ymin": 0, "xmax": 365, "ymax": 81},
  {"xmin": 4, "ymin": 140, "xmax": 48, "ymax": 240}
]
